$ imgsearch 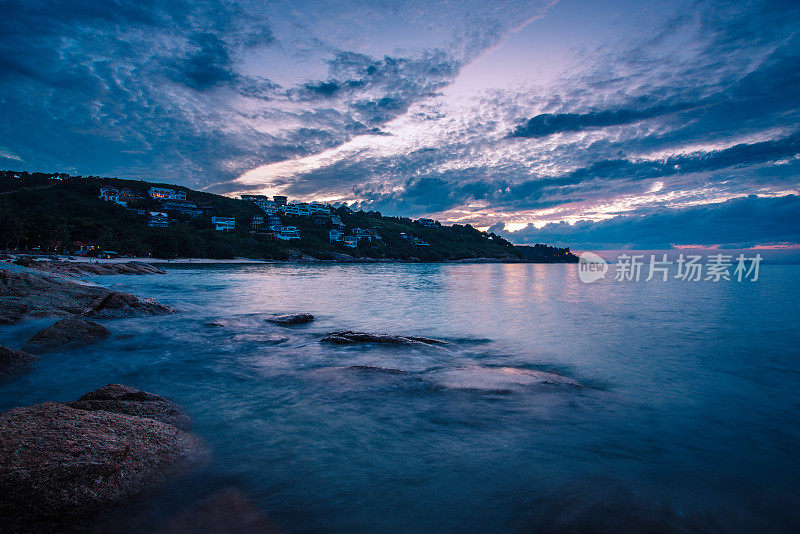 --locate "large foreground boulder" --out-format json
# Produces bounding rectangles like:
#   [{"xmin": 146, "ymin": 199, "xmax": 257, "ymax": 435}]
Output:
[
  {"xmin": 266, "ymin": 313, "xmax": 314, "ymax": 325},
  {"xmin": 68, "ymin": 384, "xmax": 192, "ymax": 431},
  {"xmin": 83, "ymin": 290, "xmax": 174, "ymax": 318},
  {"xmin": 0, "ymin": 346, "xmax": 39, "ymax": 378},
  {"xmin": 321, "ymin": 331, "xmax": 447, "ymax": 346},
  {"xmin": 0, "ymin": 269, "xmax": 173, "ymax": 324},
  {"xmin": 0, "ymin": 401, "xmax": 205, "ymax": 530},
  {"xmin": 21, "ymin": 317, "xmax": 110, "ymax": 354}
]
